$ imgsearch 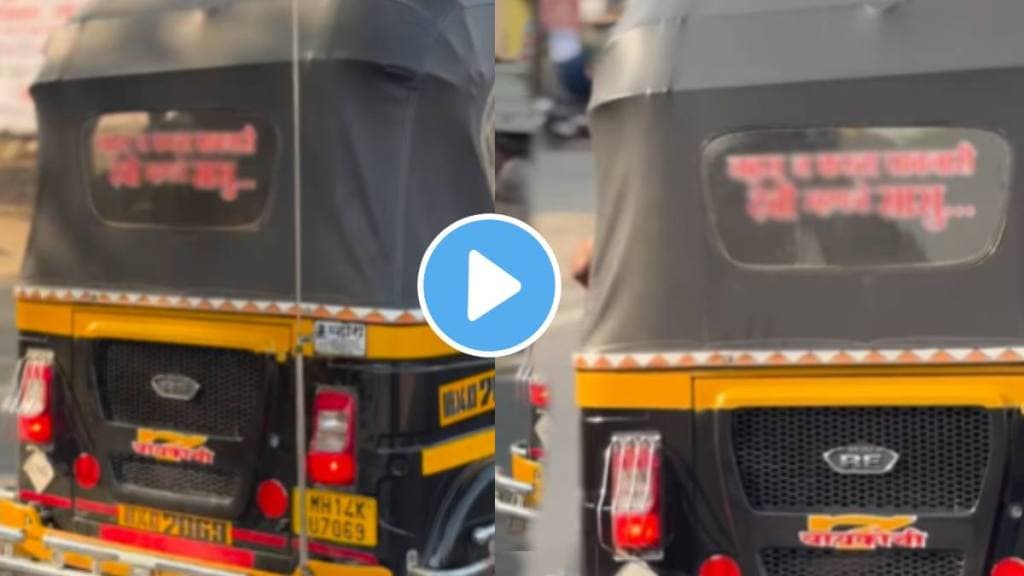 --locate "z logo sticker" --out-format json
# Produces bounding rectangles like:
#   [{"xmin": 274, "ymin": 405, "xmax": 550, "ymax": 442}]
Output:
[
  {"xmin": 132, "ymin": 429, "xmax": 215, "ymax": 465},
  {"xmin": 799, "ymin": 515, "xmax": 928, "ymax": 551}
]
